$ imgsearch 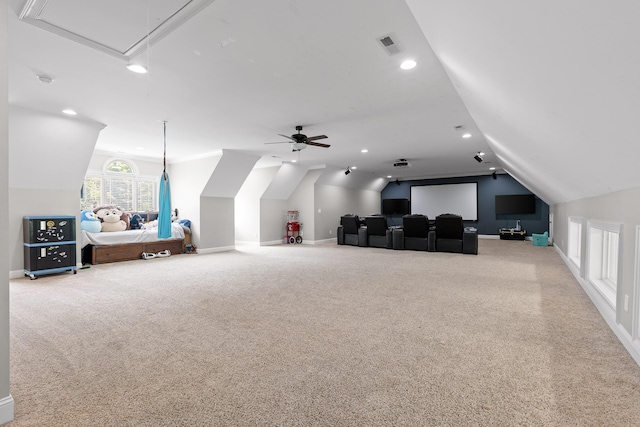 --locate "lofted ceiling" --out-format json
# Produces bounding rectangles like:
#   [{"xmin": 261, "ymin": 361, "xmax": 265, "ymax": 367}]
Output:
[
  {"xmin": 8, "ymin": 0, "xmax": 640, "ymax": 205},
  {"xmin": 7, "ymin": 0, "xmax": 496, "ymax": 183}
]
